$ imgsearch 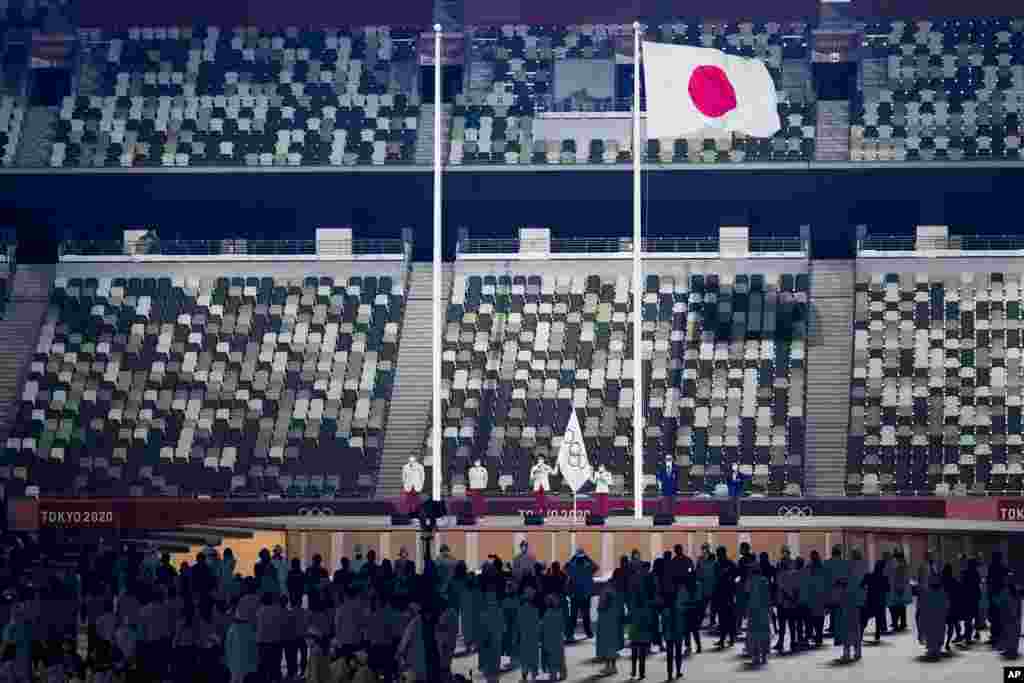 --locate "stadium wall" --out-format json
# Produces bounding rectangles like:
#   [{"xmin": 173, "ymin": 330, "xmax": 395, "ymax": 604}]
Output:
[{"xmin": 3, "ymin": 166, "xmax": 1022, "ymax": 262}]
